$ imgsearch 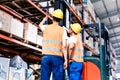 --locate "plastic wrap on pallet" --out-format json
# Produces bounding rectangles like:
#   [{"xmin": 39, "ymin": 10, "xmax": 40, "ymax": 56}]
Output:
[
  {"xmin": 10, "ymin": 55, "xmax": 28, "ymax": 69},
  {"xmin": 26, "ymin": 69, "xmax": 35, "ymax": 80},
  {"xmin": 9, "ymin": 67, "xmax": 25, "ymax": 80},
  {"xmin": 0, "ymin": 57, "xmax": 10, "ymax": 80}
]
